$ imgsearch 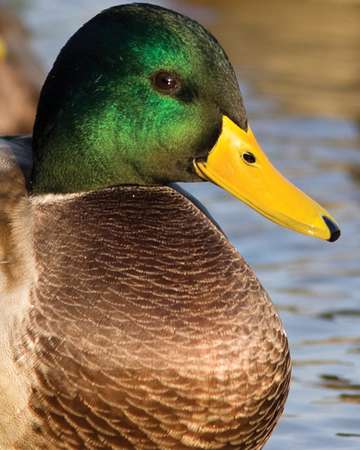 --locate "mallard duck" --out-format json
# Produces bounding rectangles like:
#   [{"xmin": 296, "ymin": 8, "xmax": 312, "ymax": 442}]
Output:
[{"xmin": 0, "ymin": 4, "xmax": 340, "ymax": 450}]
